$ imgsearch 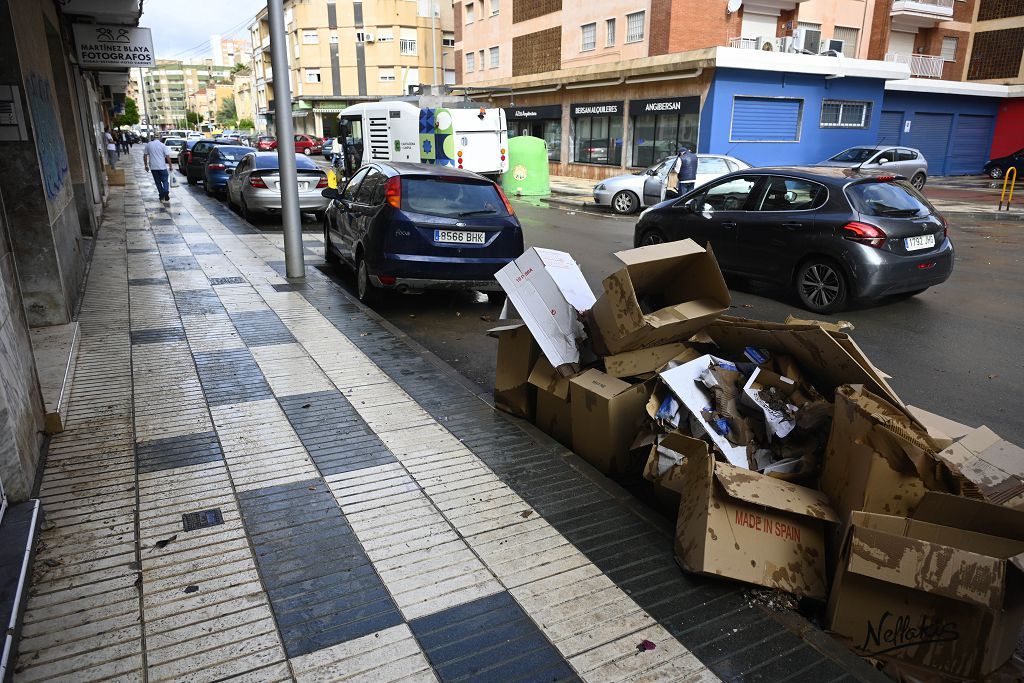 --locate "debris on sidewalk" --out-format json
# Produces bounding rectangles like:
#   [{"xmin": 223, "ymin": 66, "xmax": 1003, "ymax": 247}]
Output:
[{"xmin": 491, "ymin": 237, "xmax": 1024, "ymax": 680}]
